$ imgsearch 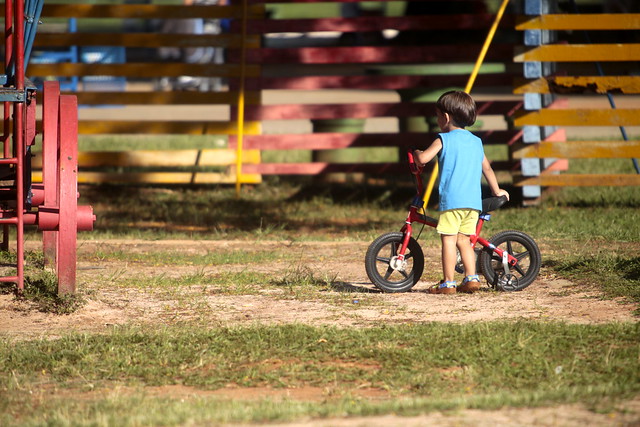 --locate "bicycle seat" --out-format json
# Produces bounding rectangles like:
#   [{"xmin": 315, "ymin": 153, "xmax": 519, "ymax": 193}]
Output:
[{"xmin": 481, "ymin": 195, "xmax": 508, "ymax": 213}]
